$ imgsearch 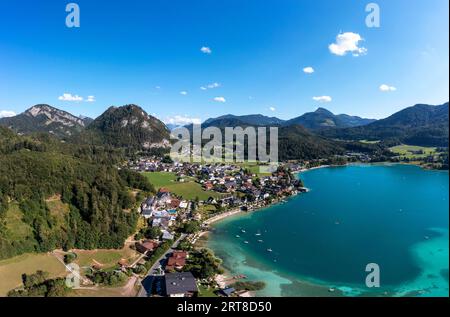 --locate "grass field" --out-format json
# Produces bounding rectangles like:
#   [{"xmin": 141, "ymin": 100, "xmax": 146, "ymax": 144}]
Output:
[
  {"xmin": 0, "ymin": 253, "xmax": 66, "ymax": 296},
  {"xmin": 74, "ymin": 248, "xmax": 139, "ymax": 269},
  {"xmin": 390, "ymin": 144, "xmax": 438, "ymax": 159},
  {"xmin": 144, "ymin": 172, "xmax": 222, "ymax": 200},
  {"xmin": 198, "ymin": 284, "xmax": 219, "ymax": 297},
  {"xmin": 197, "ymin": 204, "xmax": 218, "ymax": 219},
  {"xmin": 235, "ymin": 162, "xmax": 272, "ymax": 176},
  {"xmin": 143, "ymin": 172, "xmax": 178, "ymax": 188},
  {"xmin": 3, "ymin": 203, "xmax": 33, "ymax": 241}
]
